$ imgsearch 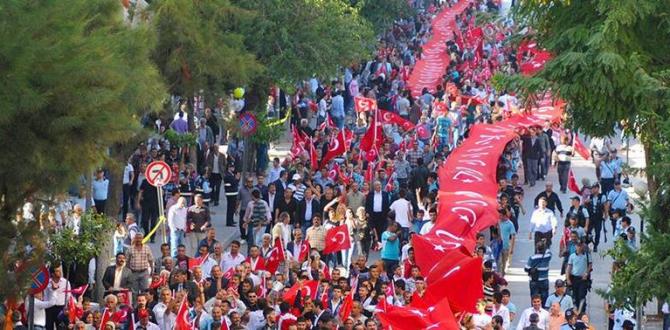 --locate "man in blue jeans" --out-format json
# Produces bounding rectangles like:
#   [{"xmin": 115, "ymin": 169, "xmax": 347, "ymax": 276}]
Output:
[{"xmin": 525, "ymin": 241, "xmax": 552, "ymax": 305}]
